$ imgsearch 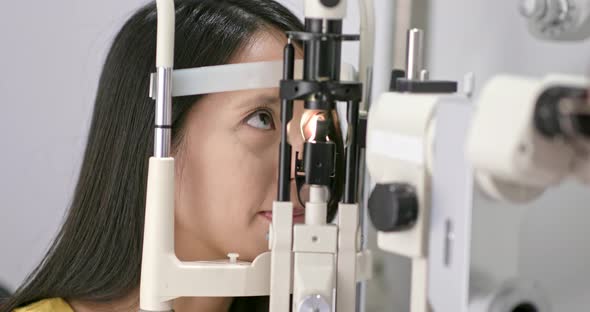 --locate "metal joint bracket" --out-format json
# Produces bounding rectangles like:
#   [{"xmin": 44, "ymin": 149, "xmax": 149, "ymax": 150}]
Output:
[{"xmin": 149, "ymin": 72, "xmax": 157, "ymax": 100}]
